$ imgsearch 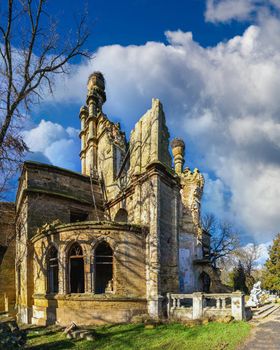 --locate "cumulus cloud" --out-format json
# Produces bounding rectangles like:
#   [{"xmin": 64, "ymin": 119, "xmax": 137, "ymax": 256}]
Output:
[
  {"xmin": 205, "ymin": 0, "xmax": 255, "ymax": 23},
  {"xmin": 205, "ymin": 0, "xmax": 280, "ymax": 23},
  {"xmin": 38, "ymin": 15, "xmax": 280, "ymax": 243},
  {"xmin": 22, "ymin": 120, "xmax": 80, "ymax": 171}
]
